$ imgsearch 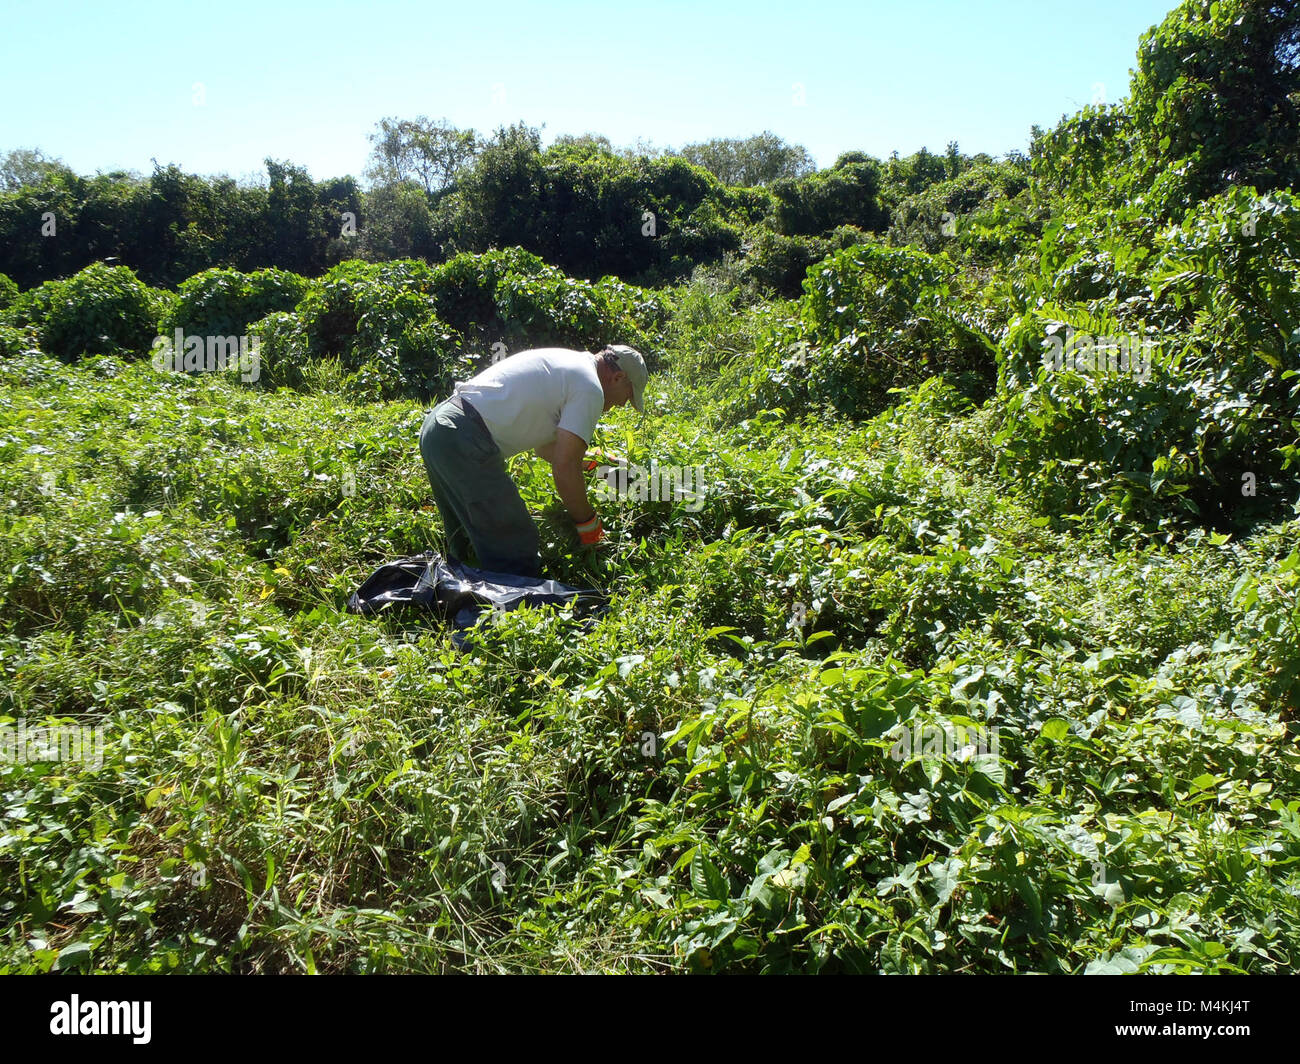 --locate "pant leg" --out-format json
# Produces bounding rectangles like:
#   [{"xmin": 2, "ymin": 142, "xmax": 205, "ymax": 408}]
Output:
[
  {"xmin": 420, "ymin": 406, "xmax": 473, "ymax": 562},
  {"xmin": 419, "ymin": 401, "xmax": 542, "ymax": 578},
  {"xmin": 461, "ymin": 468, "xmax": 541, "ymax": 578}
]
